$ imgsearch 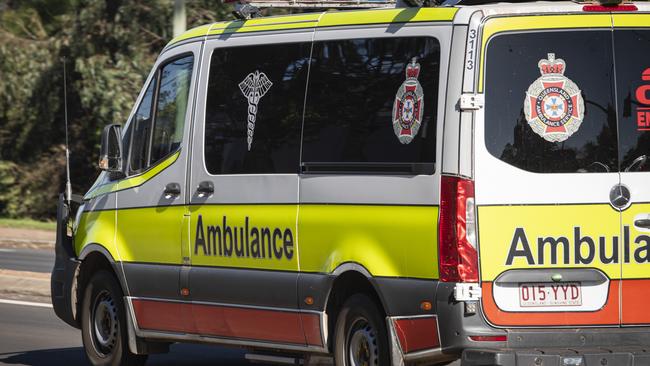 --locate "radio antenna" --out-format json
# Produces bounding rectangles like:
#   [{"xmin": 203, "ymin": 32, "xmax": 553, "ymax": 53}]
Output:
[{"xmin": 63, "ymin": 57, "xmax": 72, "ymax": 205}]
